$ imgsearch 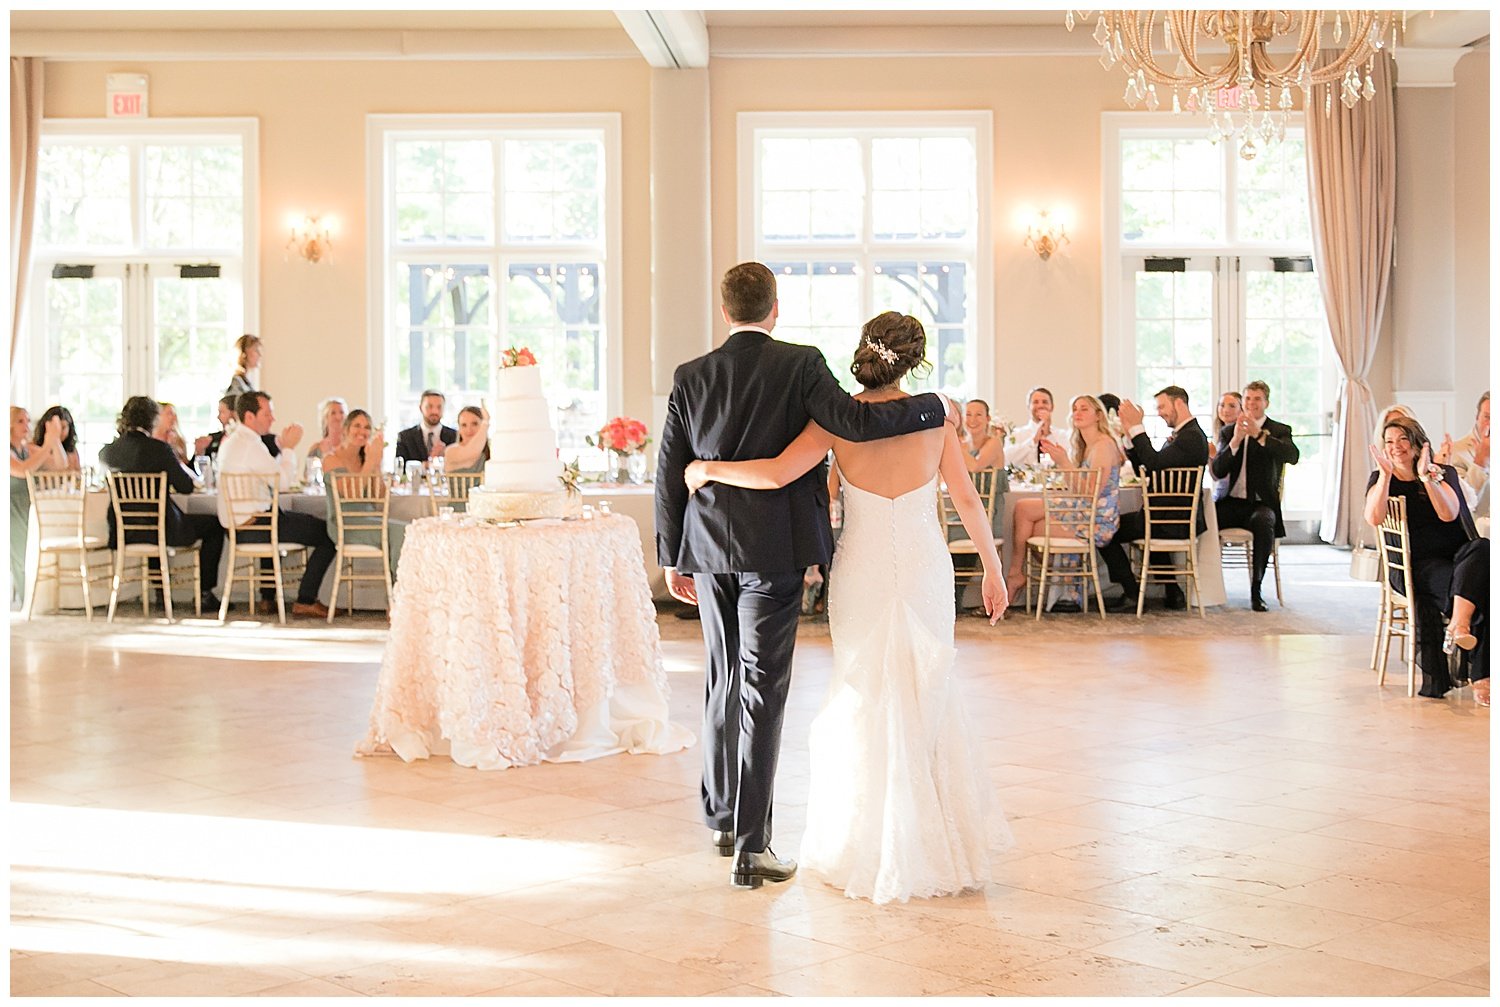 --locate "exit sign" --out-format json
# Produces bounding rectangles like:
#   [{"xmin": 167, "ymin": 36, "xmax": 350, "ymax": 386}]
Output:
[{"xmin": 106, "ymin": 73, "xmax": 149, "ymax": 118}]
